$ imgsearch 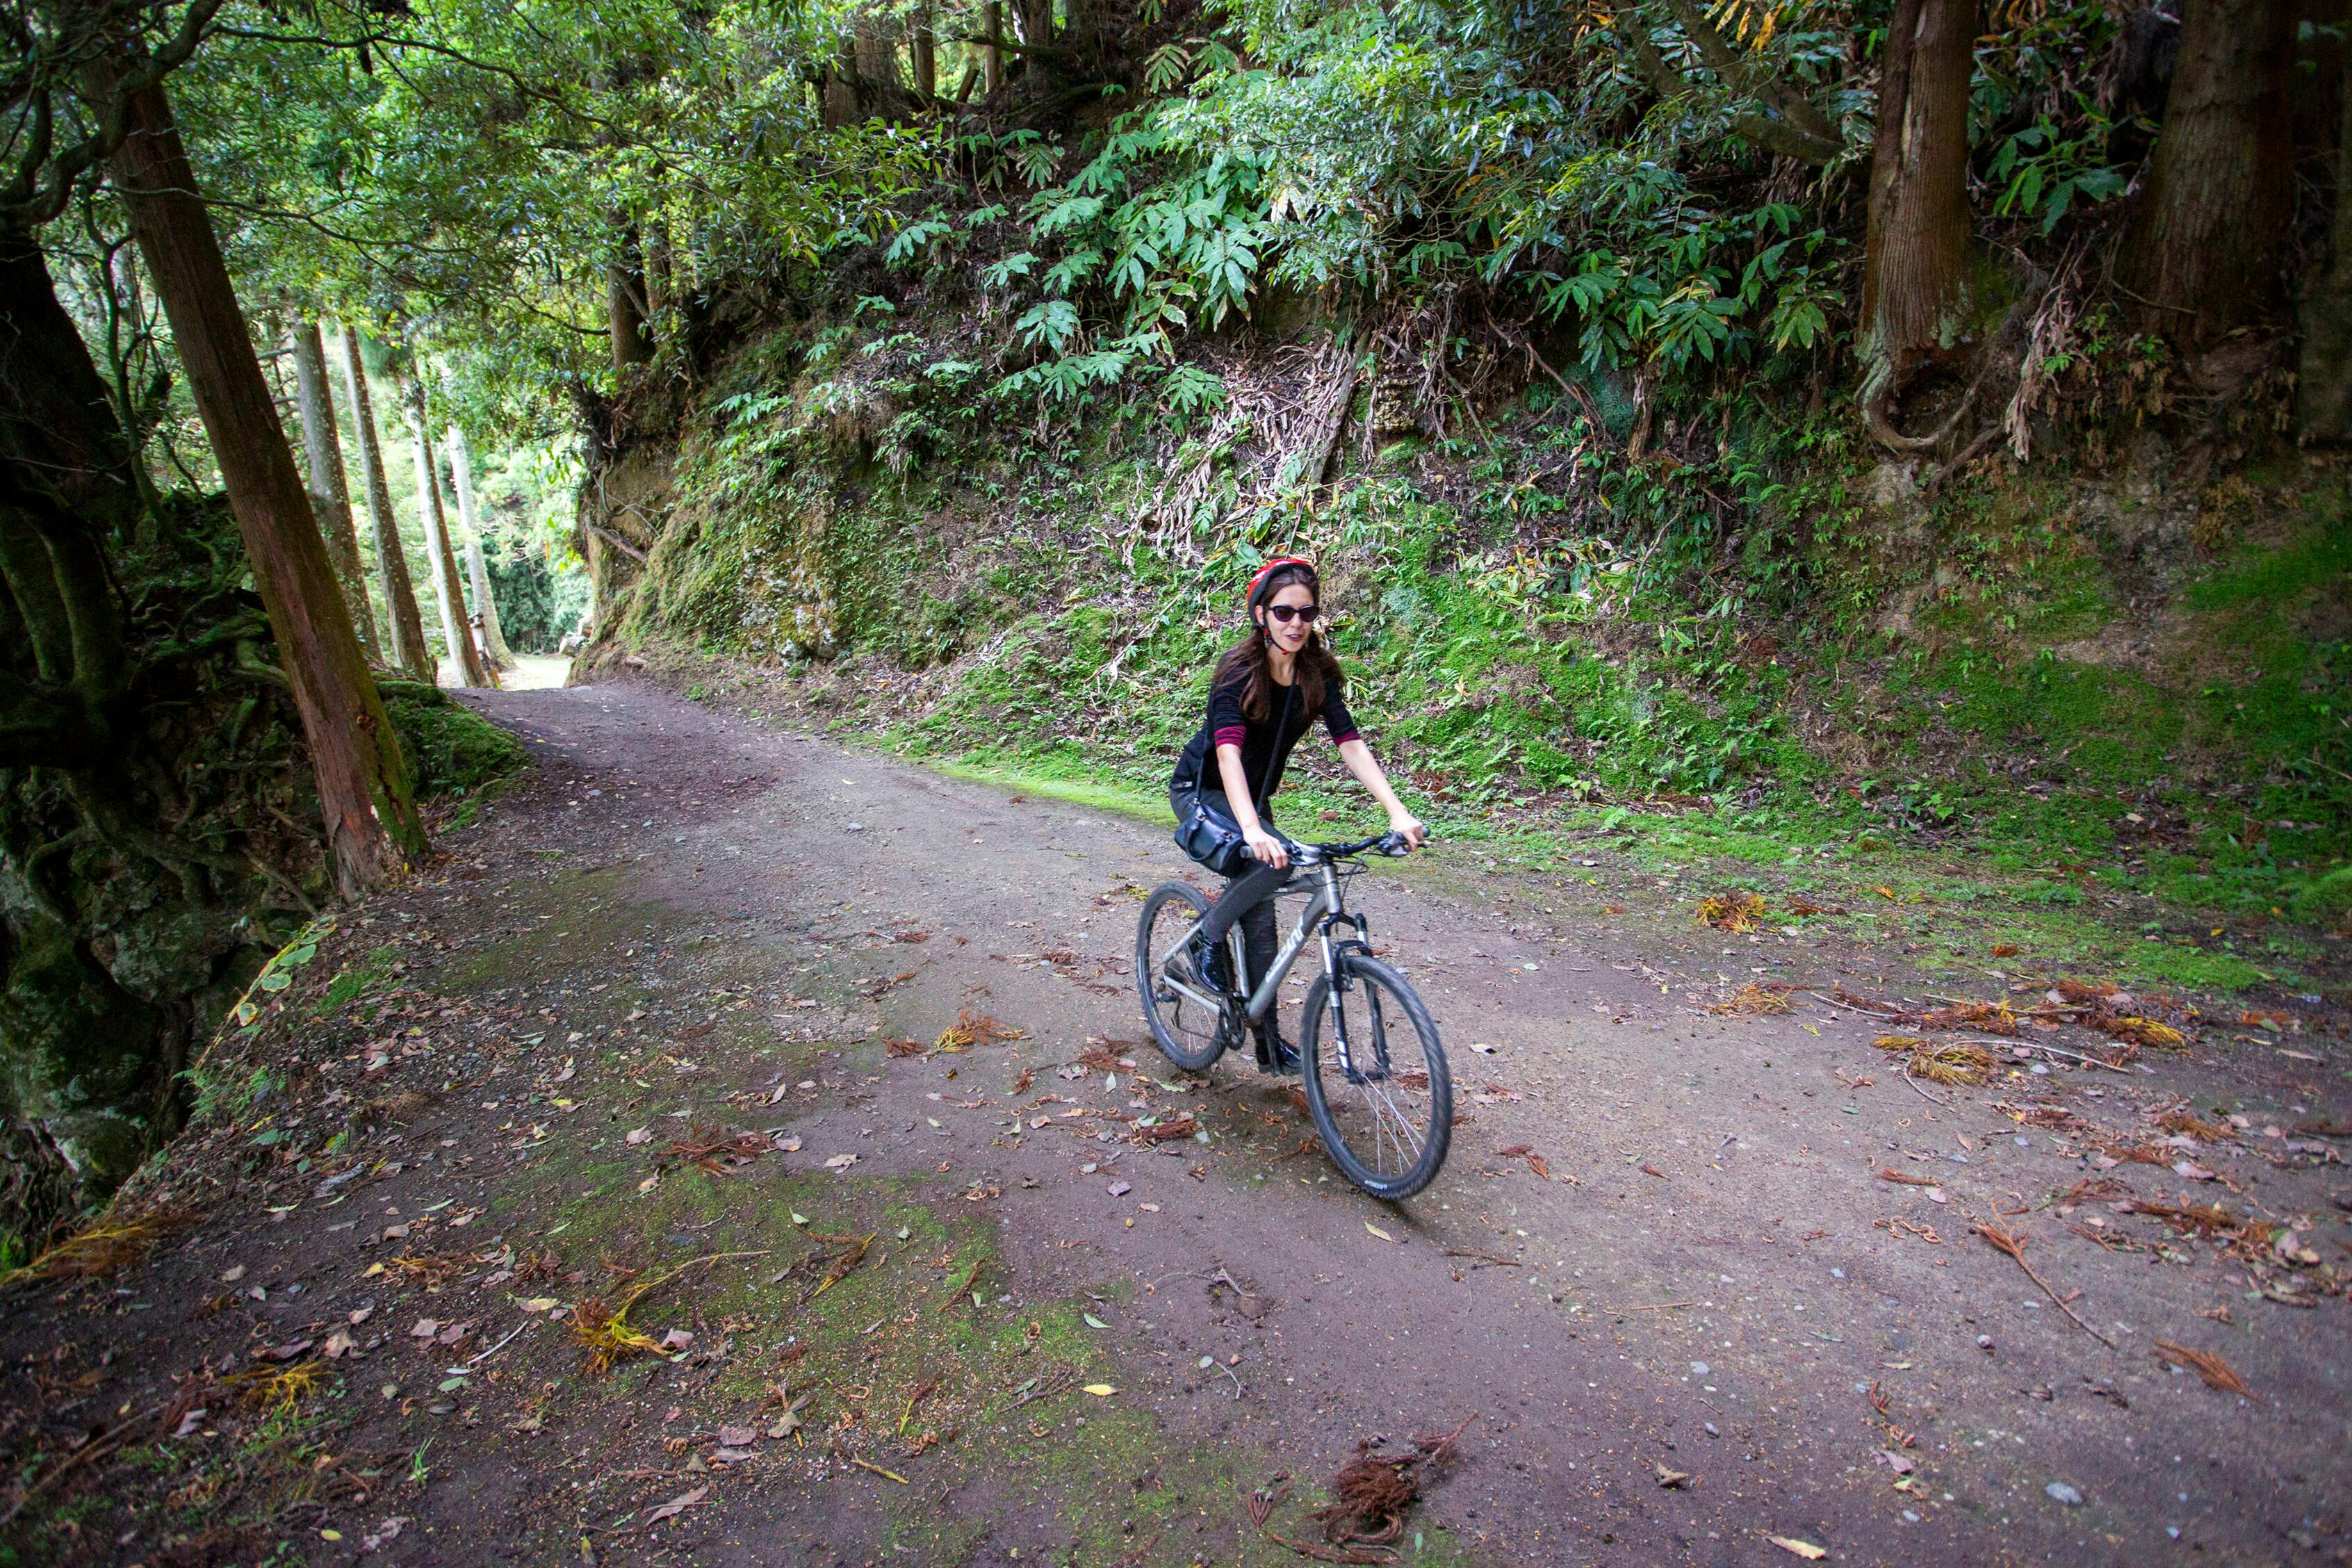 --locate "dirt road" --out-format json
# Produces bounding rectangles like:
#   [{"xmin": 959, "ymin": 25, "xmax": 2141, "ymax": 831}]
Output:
[{"xmin": 8, "ymin": 678, "xmax": 2345, "ymax": 1568}]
